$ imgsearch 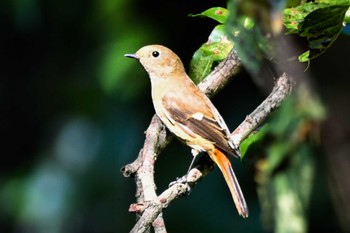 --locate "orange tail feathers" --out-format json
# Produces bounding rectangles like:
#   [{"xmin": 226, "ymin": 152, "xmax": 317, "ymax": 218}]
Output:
[{"xmin": 209, "ymin": 148, "xmax": 249, "ymax": 218}]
